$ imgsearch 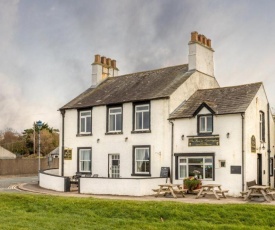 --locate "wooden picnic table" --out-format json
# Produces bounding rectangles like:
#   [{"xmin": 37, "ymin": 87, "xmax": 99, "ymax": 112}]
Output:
[
  {"xmin": 154, "ymin": 184, "xmax": 186, "ymax": 198},
  {"xmin": 244, "ymin": 185, "xmax": 273, "ymax": 202},
  {"xmin": 195, "ymin": 184, "xmax": 228, "ymax": 200}
]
